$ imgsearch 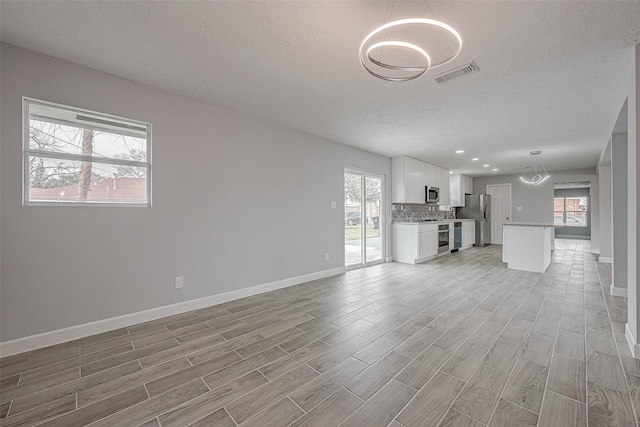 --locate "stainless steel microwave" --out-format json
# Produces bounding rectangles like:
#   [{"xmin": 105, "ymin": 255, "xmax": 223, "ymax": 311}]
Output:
[{"xmin": 426, "ymin": 186, "xmax": 440, "ymax": 203}]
